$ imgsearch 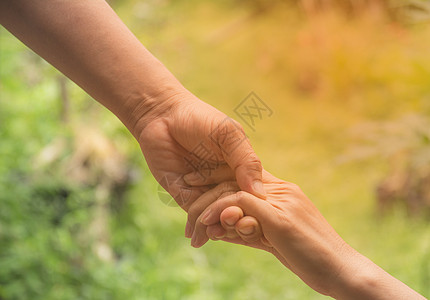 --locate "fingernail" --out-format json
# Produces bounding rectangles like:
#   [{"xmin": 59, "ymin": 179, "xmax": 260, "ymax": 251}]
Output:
[
  {"xmin": 184, "ymin": 172, "xmax": 202, "ymax": 185},
  {"xmin": 214, "ymin": 233, "xmax": 225, "ymax": 239},
  {"xmin": 185, "ymin": 221, "xmax": 192, "ymax": 238},
  {"xmin": 200, "ymin": 209, "xmax": 212, "ymax": 225},
  {"xmin": 252, "ymin": 180, "xmax": 266, "ymax": 198},
  {"xmin": 238, "ymin": 226, "xmax": 255, "ymax": 235}
]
